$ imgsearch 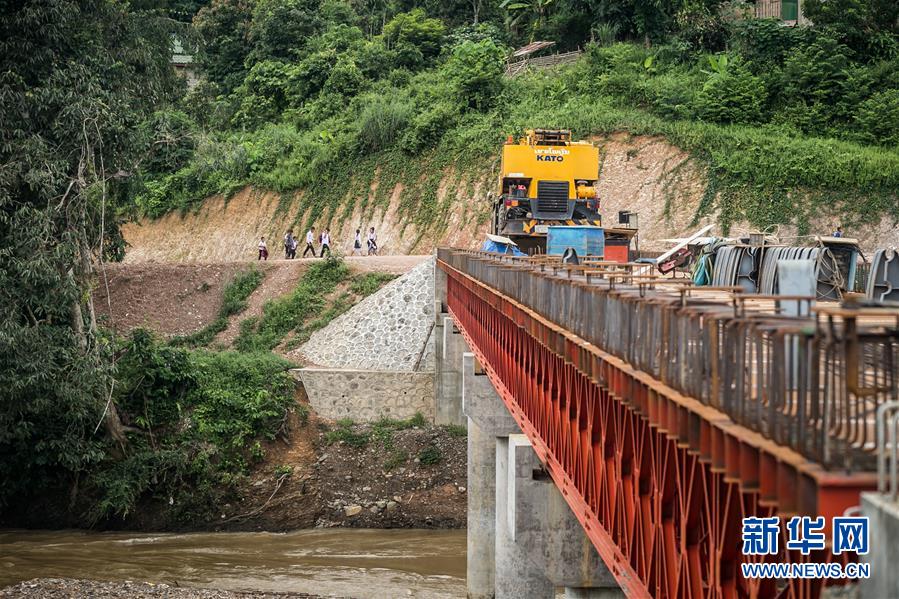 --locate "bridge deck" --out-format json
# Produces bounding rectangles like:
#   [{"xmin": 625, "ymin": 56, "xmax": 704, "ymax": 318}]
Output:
[{"xmin": 438, "ymin": 249, "xmax": 898, "ymax": 599}]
